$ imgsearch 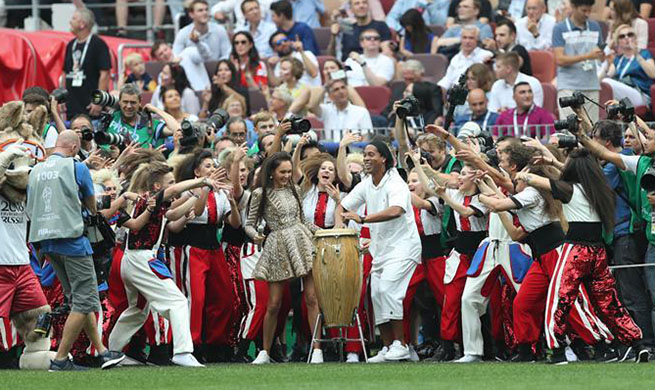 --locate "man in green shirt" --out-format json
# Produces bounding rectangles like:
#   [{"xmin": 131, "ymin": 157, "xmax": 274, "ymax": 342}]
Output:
[{"xmin": 105, "ymin": 84, "xmax": 179, "ymax": 148}]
